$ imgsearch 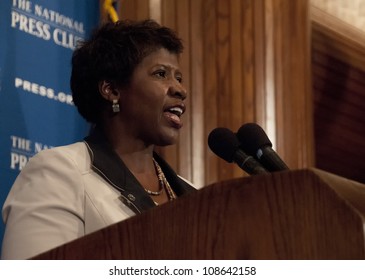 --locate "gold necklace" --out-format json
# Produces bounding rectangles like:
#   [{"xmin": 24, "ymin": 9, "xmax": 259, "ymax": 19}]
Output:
[
  {"xmin": 153, "ymin": 159, "xmax": 176, "ymax": 201},
  {"xmin": 143, "ymin": 159, "xmax": 164, "ymax": 196}
]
